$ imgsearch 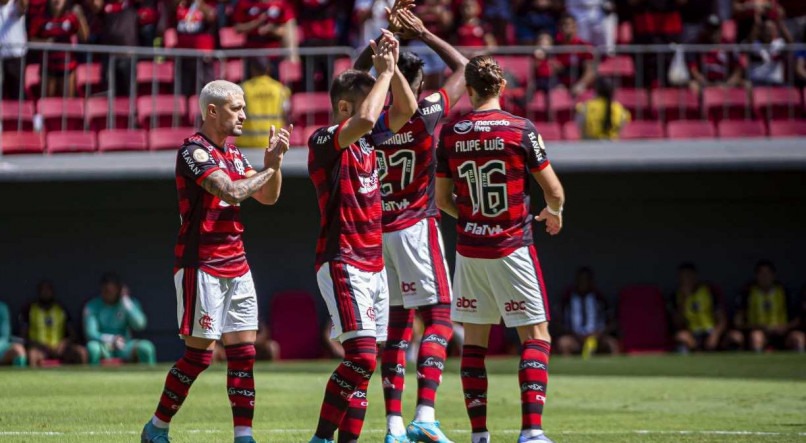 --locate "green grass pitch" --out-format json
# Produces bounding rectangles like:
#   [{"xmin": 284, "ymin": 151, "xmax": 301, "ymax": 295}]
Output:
[{"xmin": 1, "ymin": 353, "xmax": 804, "ymax": 442}]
